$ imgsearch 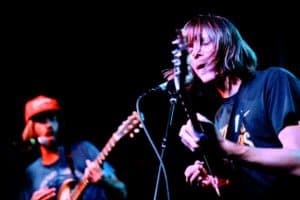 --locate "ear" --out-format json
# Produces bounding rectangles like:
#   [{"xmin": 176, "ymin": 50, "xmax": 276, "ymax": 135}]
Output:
[{"xmin": 22, "ymin": 120, "xmax": 36, "ymax": 141}]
